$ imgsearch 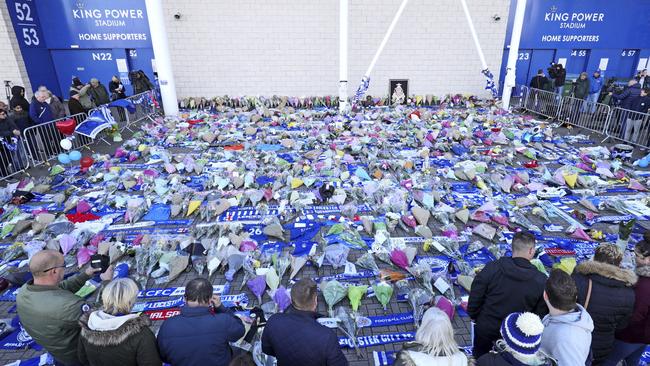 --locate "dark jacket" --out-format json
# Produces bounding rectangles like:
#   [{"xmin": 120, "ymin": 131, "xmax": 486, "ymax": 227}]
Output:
[
  {"xmin": 48, "ymin": 95, "xmax": 66, "ymax": 119},
  {"xmin": 477, "ymin": 348, "xmax": 556, "ymax": 366},
  {"xmin": 109, "ymin": 80, "xmax": 127, "ymax": 101},
  {"xmin": 16, "ymin": 272, "xmax": 92, "ymax": 365},
  {"xmin": 68, "ymin": 98, "xmax": 88, "ymax": 116},
  {"xmin": 9, "ymin": 111, "xmax": 31, "ymax": 132},
  {"xmin": 616, "ymin": 265, "xmax": 650, "ymax": 344},
  {"xmin": 28, "ymin": 99, "xmax": 53, "ymax": 125},
  {"xmin": 132, "ymin": 71, "xmax": 155, "ymax": 95},
  {"xmin": 70, "ymin": 84, "xmax": 95, "ymax": 110},
  {"xmin": 612, "ymin": 83, "xmax": 642, "ymax": 110},
  {"xmin": 0, "ymin": 117, "xmax": 18, "ymax": 139},
  {"xmin": 10, "ymin": 86, "xmax": 30, "ymax": 111},
  {"xmin": 552, "ymin": 67, "xmax": 566, "ymax": 87},
  {"xmin": 468, "ymin": 257, "xmax": 547, "ymax": 341},
  {"xmin": 78, "ymin": 311, "xmax": 161, "ymax": 366},
  {"xmin": 157, "ymin": 305, "xmax": 244, "ymax": 366},
  {"xmin": 262, "ymin": 306, "xmax": 348, "ymax": 366},
  {"xmin": 630, "ymin": 94, "xmax": 650, "ymax": 114},
  {"xmin": 530, "ymin": 75, "xmax": 549, "ymax": 90},
  {"xmin": 572, "ymin": 260, "xmax": 637, "ymax": 365},
  {"xmin": 88, "ymin": 83, "xmax": 111, "ymax": 106},
  {"xmin": 574, "ymin": 78, "xmax": 590, "ymax": 99}
]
